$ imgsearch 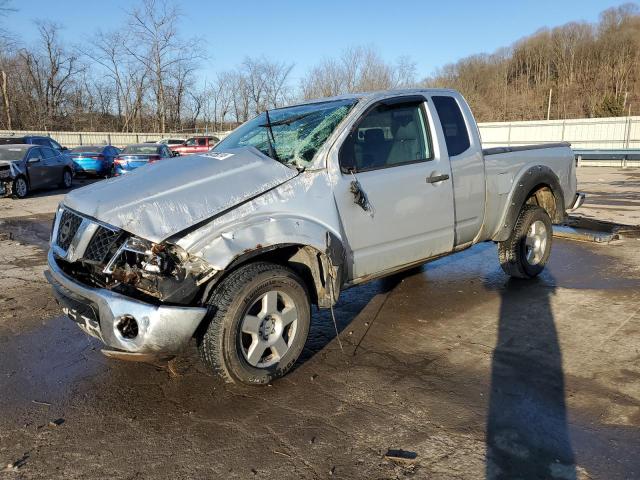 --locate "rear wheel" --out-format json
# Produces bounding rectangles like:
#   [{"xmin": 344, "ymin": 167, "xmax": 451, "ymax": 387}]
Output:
[
  {"xmin": 197, "ymin": 262, "xmax": 311, "ymax": 385},
  {"xmin": 498, "ymin": 205, "xmax": 552, "ymax": 279},
  {"xmin": 12, "ymin": 176, "xmax": 28, "ymax": 199}
]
